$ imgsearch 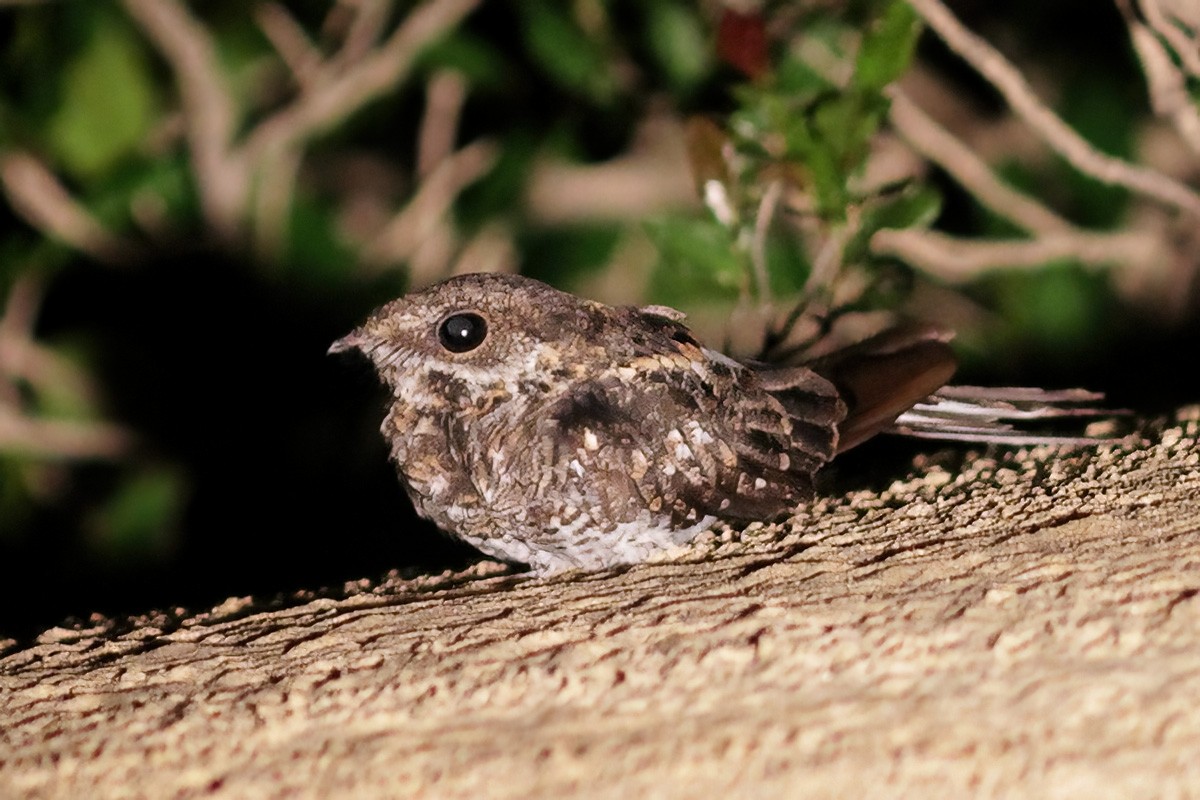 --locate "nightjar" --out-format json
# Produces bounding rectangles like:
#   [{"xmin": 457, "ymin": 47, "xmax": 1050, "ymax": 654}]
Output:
[{"xmin": 331, "ymin": 272, "xmax": 965, "ymax": 574}]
